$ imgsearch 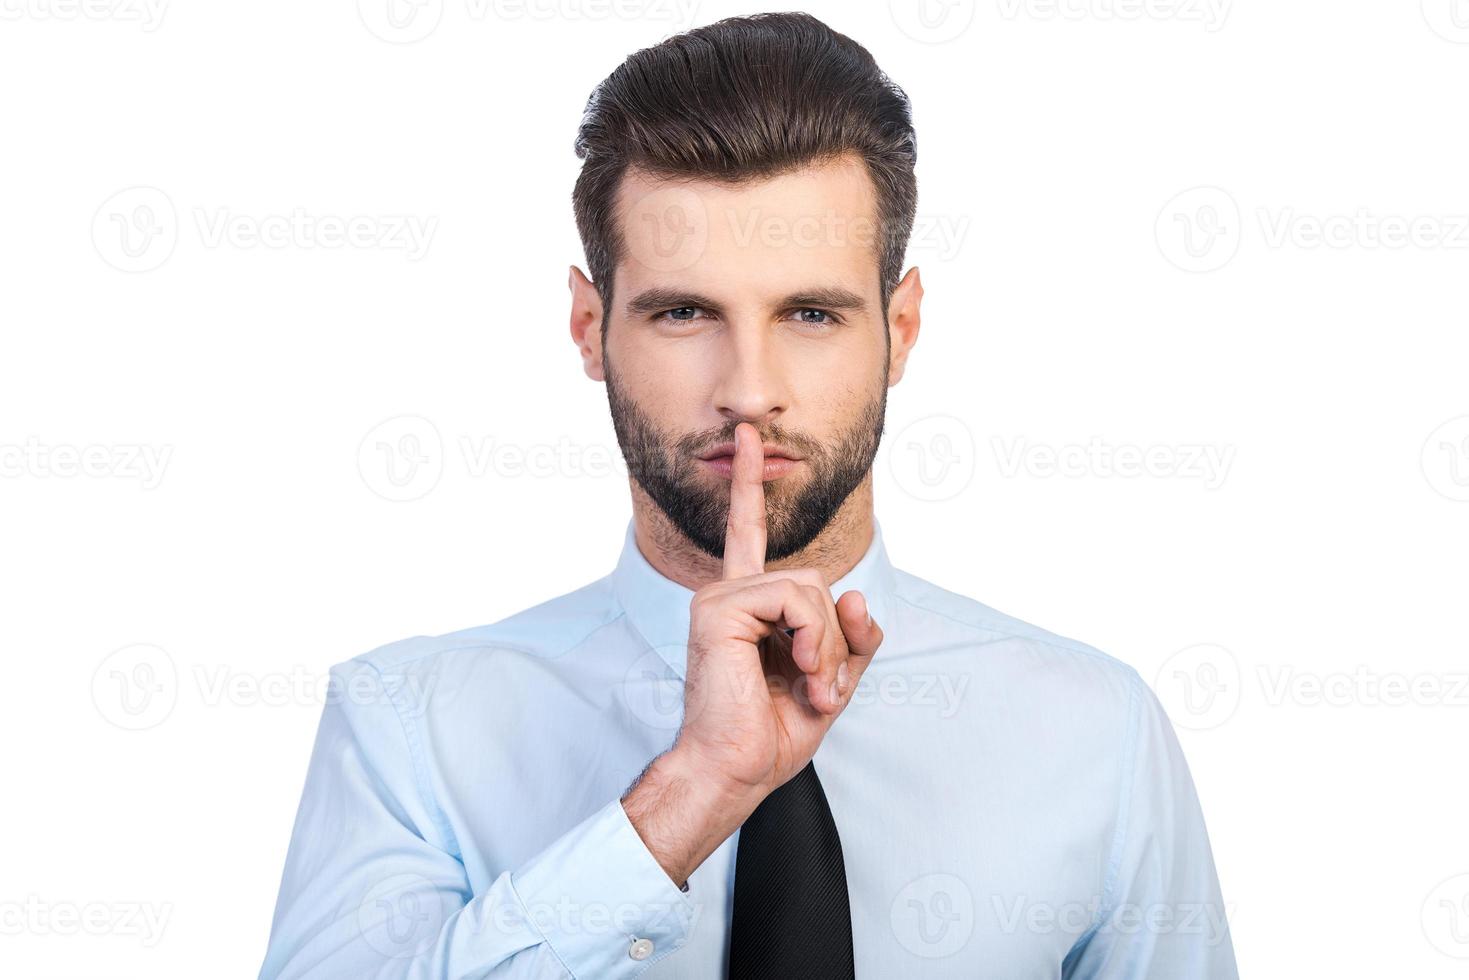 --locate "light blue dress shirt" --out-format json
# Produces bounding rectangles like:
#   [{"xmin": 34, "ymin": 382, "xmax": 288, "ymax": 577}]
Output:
[{"xmin": 259, "ymin": 517, "xmax": 1237, "ymax": 979}]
